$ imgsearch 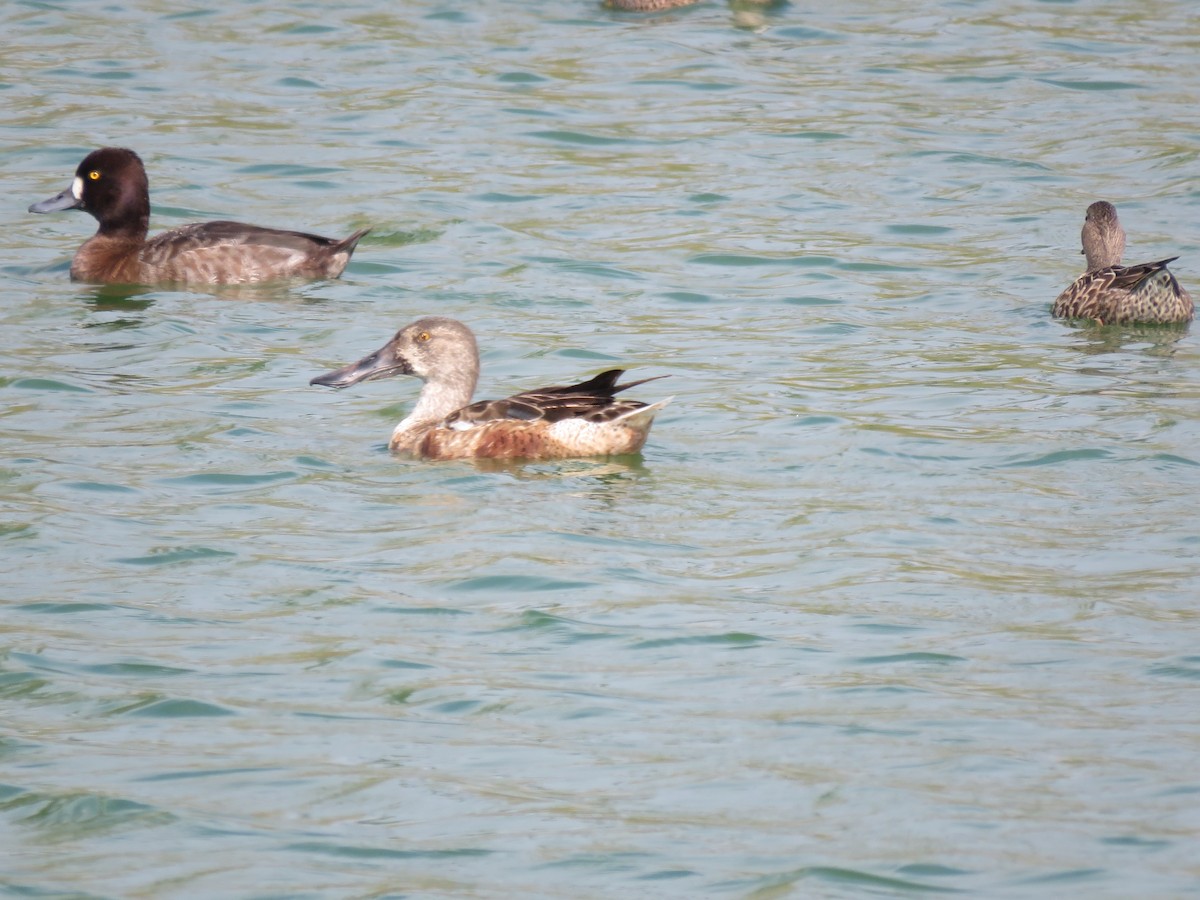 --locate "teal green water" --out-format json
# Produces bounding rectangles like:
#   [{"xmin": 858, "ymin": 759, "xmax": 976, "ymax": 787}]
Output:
[{"xmin": 3, "ymin": 0, "xmax": 1199, "ymax": 896}]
